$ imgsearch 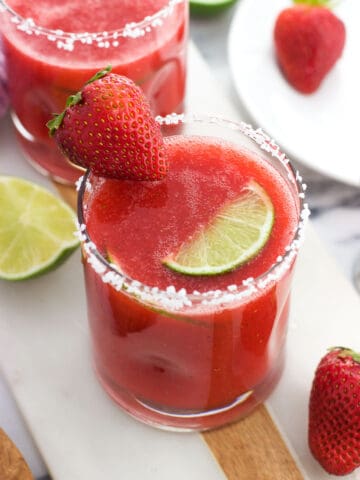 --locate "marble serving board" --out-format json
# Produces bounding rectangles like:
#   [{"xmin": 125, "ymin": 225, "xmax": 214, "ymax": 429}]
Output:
[{"xmin": 1, "ymin": 42, "xmax": 360, "ymax": 479}]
